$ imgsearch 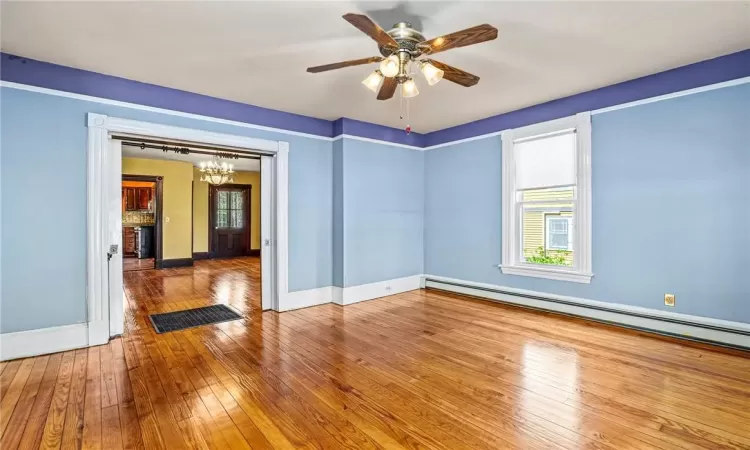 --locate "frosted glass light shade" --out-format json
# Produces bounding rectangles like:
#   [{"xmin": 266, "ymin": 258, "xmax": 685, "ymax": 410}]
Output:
[
  {"xmin": 361, "ymin": 71, "xmax": 384, "ymax": 93},
  {"xmin": 379, "ymin": 55, "xmax": 399, "ymax": 77},
  {"xmin": 420, "ymin": 61, "xmax": 444, "ymax": 85},
  {"xmin": 401, "ymin": 78, "xmax": 419, "ymax": 98}
]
